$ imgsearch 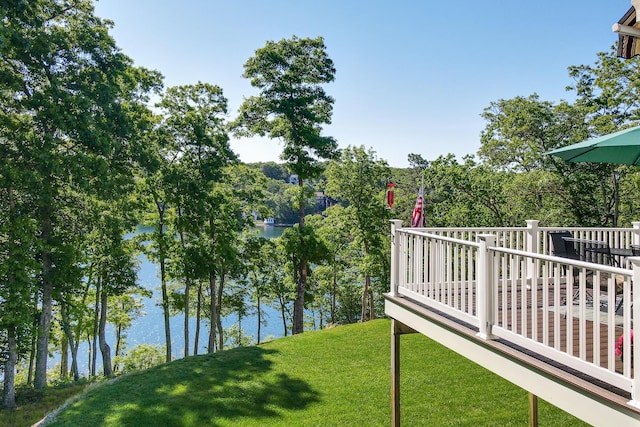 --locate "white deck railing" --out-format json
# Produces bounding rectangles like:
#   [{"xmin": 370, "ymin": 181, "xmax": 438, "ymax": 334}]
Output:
[{"xmin": 390, "ymin": 220, "xmax": 640, "ymax": 407}]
